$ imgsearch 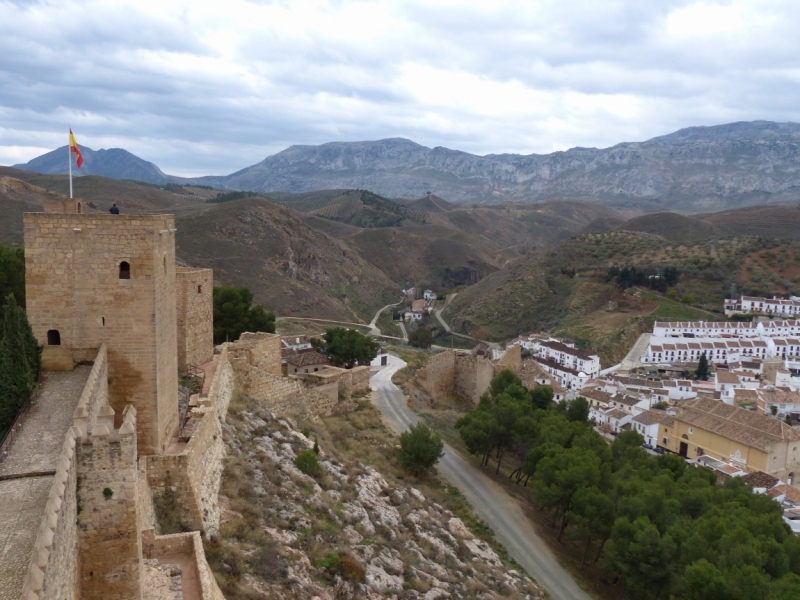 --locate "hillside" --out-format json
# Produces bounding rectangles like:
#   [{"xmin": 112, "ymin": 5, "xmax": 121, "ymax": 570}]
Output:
[
  {"xmin": 0, "ymin": 168, "xmax": 204, "ymax": 246},
  {"xmin": 172, "ymin": 198, "xmax": 399, "ymax": 322},
  {"xmin": 617, "ymin": 205, "xmax": 800, "ymax": 243},
  {"xmin": 13, "ymin": 120, "xmax": 800, "ymax": 212},
  {"xmin": 442, "ymin": 229, "xmax": 792, "ymax": 363}
]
